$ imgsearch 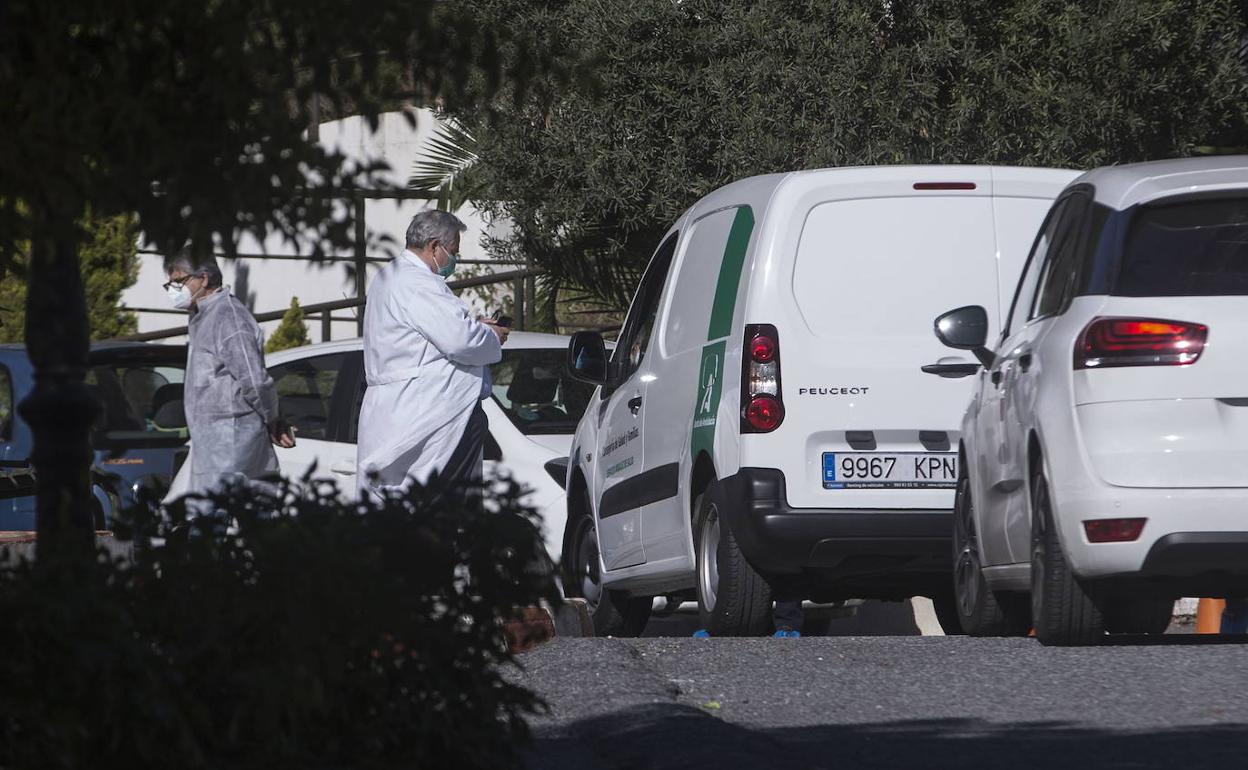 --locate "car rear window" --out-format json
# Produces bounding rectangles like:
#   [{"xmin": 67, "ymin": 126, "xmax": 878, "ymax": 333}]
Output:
[
  {"xmin": 87, "ymin": 353, "xmax": 187, "ymax": 447},
  {"xmin": 1116, "ymin": 197, "xmax": 1248, "ymax": 296},
  {"xmin": 489, "ymin": 348, "xmax": 596, "ymax": 435}
]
